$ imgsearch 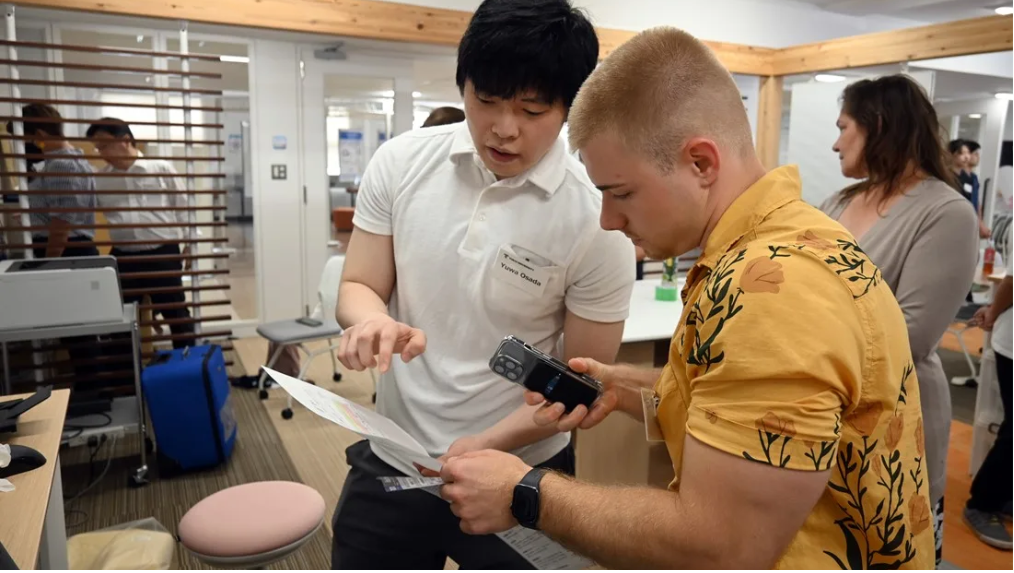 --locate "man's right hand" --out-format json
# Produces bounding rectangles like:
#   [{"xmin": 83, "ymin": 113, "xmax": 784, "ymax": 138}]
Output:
[
  {"xmin": 336, "ymin": 313, "xmax": 426, "ymax": 373},
  {"xmin": 969, "ymin": 306, "xmax": 997, "ymax": 331},
  {"xmin": 525, "ymin": 357, "xmax": 620, "ymax": 432}
]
